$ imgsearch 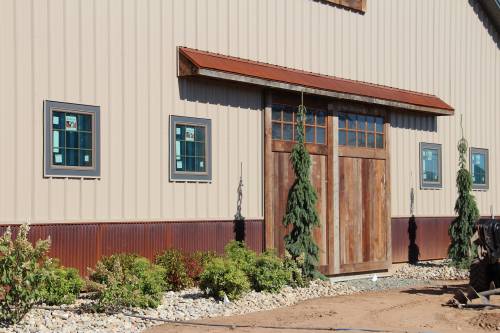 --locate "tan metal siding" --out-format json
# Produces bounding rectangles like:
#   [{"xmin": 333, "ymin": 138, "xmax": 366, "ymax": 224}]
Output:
[
  {"xmin": 0, "ymin": 0, "xmax": 499, "ymax": 223},
  {"xmin": 0, "ymin": 0, "xmax": 263, "ymax": 224}
]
